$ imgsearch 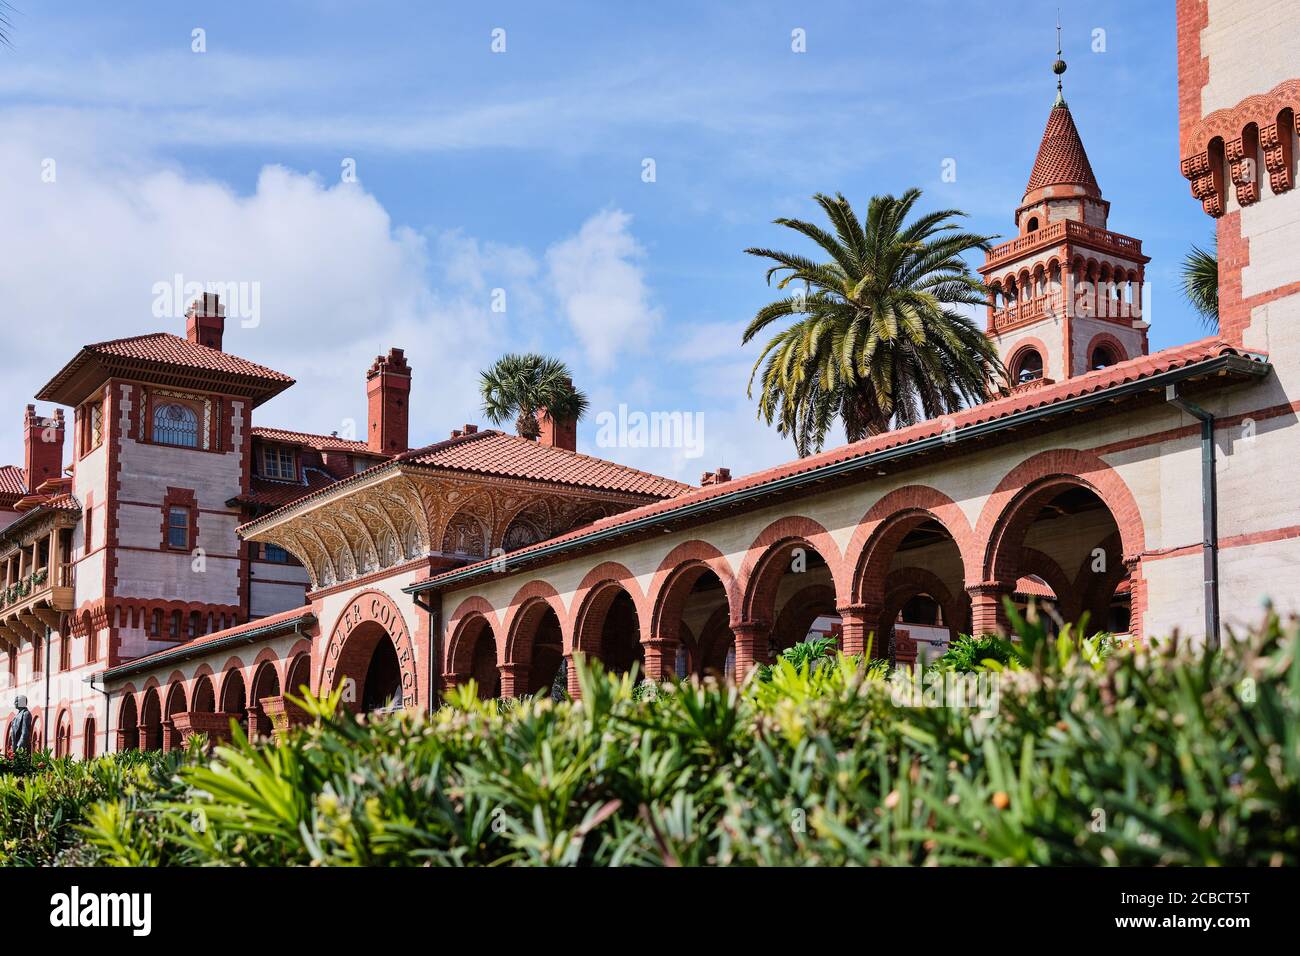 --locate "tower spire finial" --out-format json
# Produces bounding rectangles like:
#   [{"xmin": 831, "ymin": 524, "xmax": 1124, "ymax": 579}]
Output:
[{"xmin": 1052, "ymin": 11, "xmax": 1067, "ymax": 106}]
